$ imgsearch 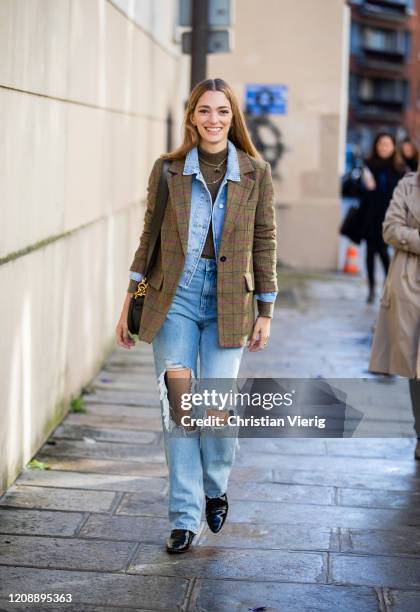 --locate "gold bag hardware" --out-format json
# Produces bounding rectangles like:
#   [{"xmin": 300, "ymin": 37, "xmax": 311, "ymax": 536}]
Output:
[{"xmin": 134, "ymin": 278, "xmax": 148, "ymax": 298}]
